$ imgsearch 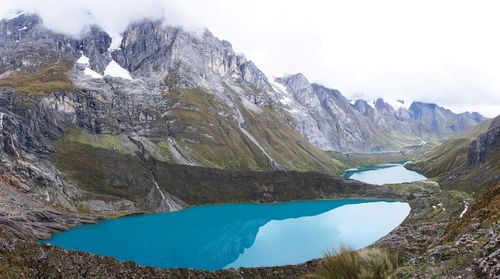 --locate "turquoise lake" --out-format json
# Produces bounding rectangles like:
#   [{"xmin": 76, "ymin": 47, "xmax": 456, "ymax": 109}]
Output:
[
  {"xmin": 341, "ymin": 162, "xmax": 427, "ymax": 185},
  {"xmin": 41, "ymin": 199, "xmax": 410, "ymax": 270}
]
